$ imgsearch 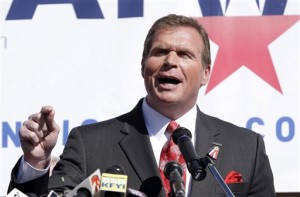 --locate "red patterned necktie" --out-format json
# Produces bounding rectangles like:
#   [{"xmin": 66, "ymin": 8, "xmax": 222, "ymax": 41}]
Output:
[{"xmin": 159, "ymin": 121, "xmax": 186, "ymax": 196}]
